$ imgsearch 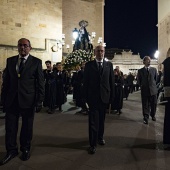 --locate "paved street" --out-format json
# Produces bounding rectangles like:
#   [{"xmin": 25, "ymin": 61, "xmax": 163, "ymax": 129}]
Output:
[{"xmin": 0, "ymin": 91, "xmax": 169, "ymax": 170}]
